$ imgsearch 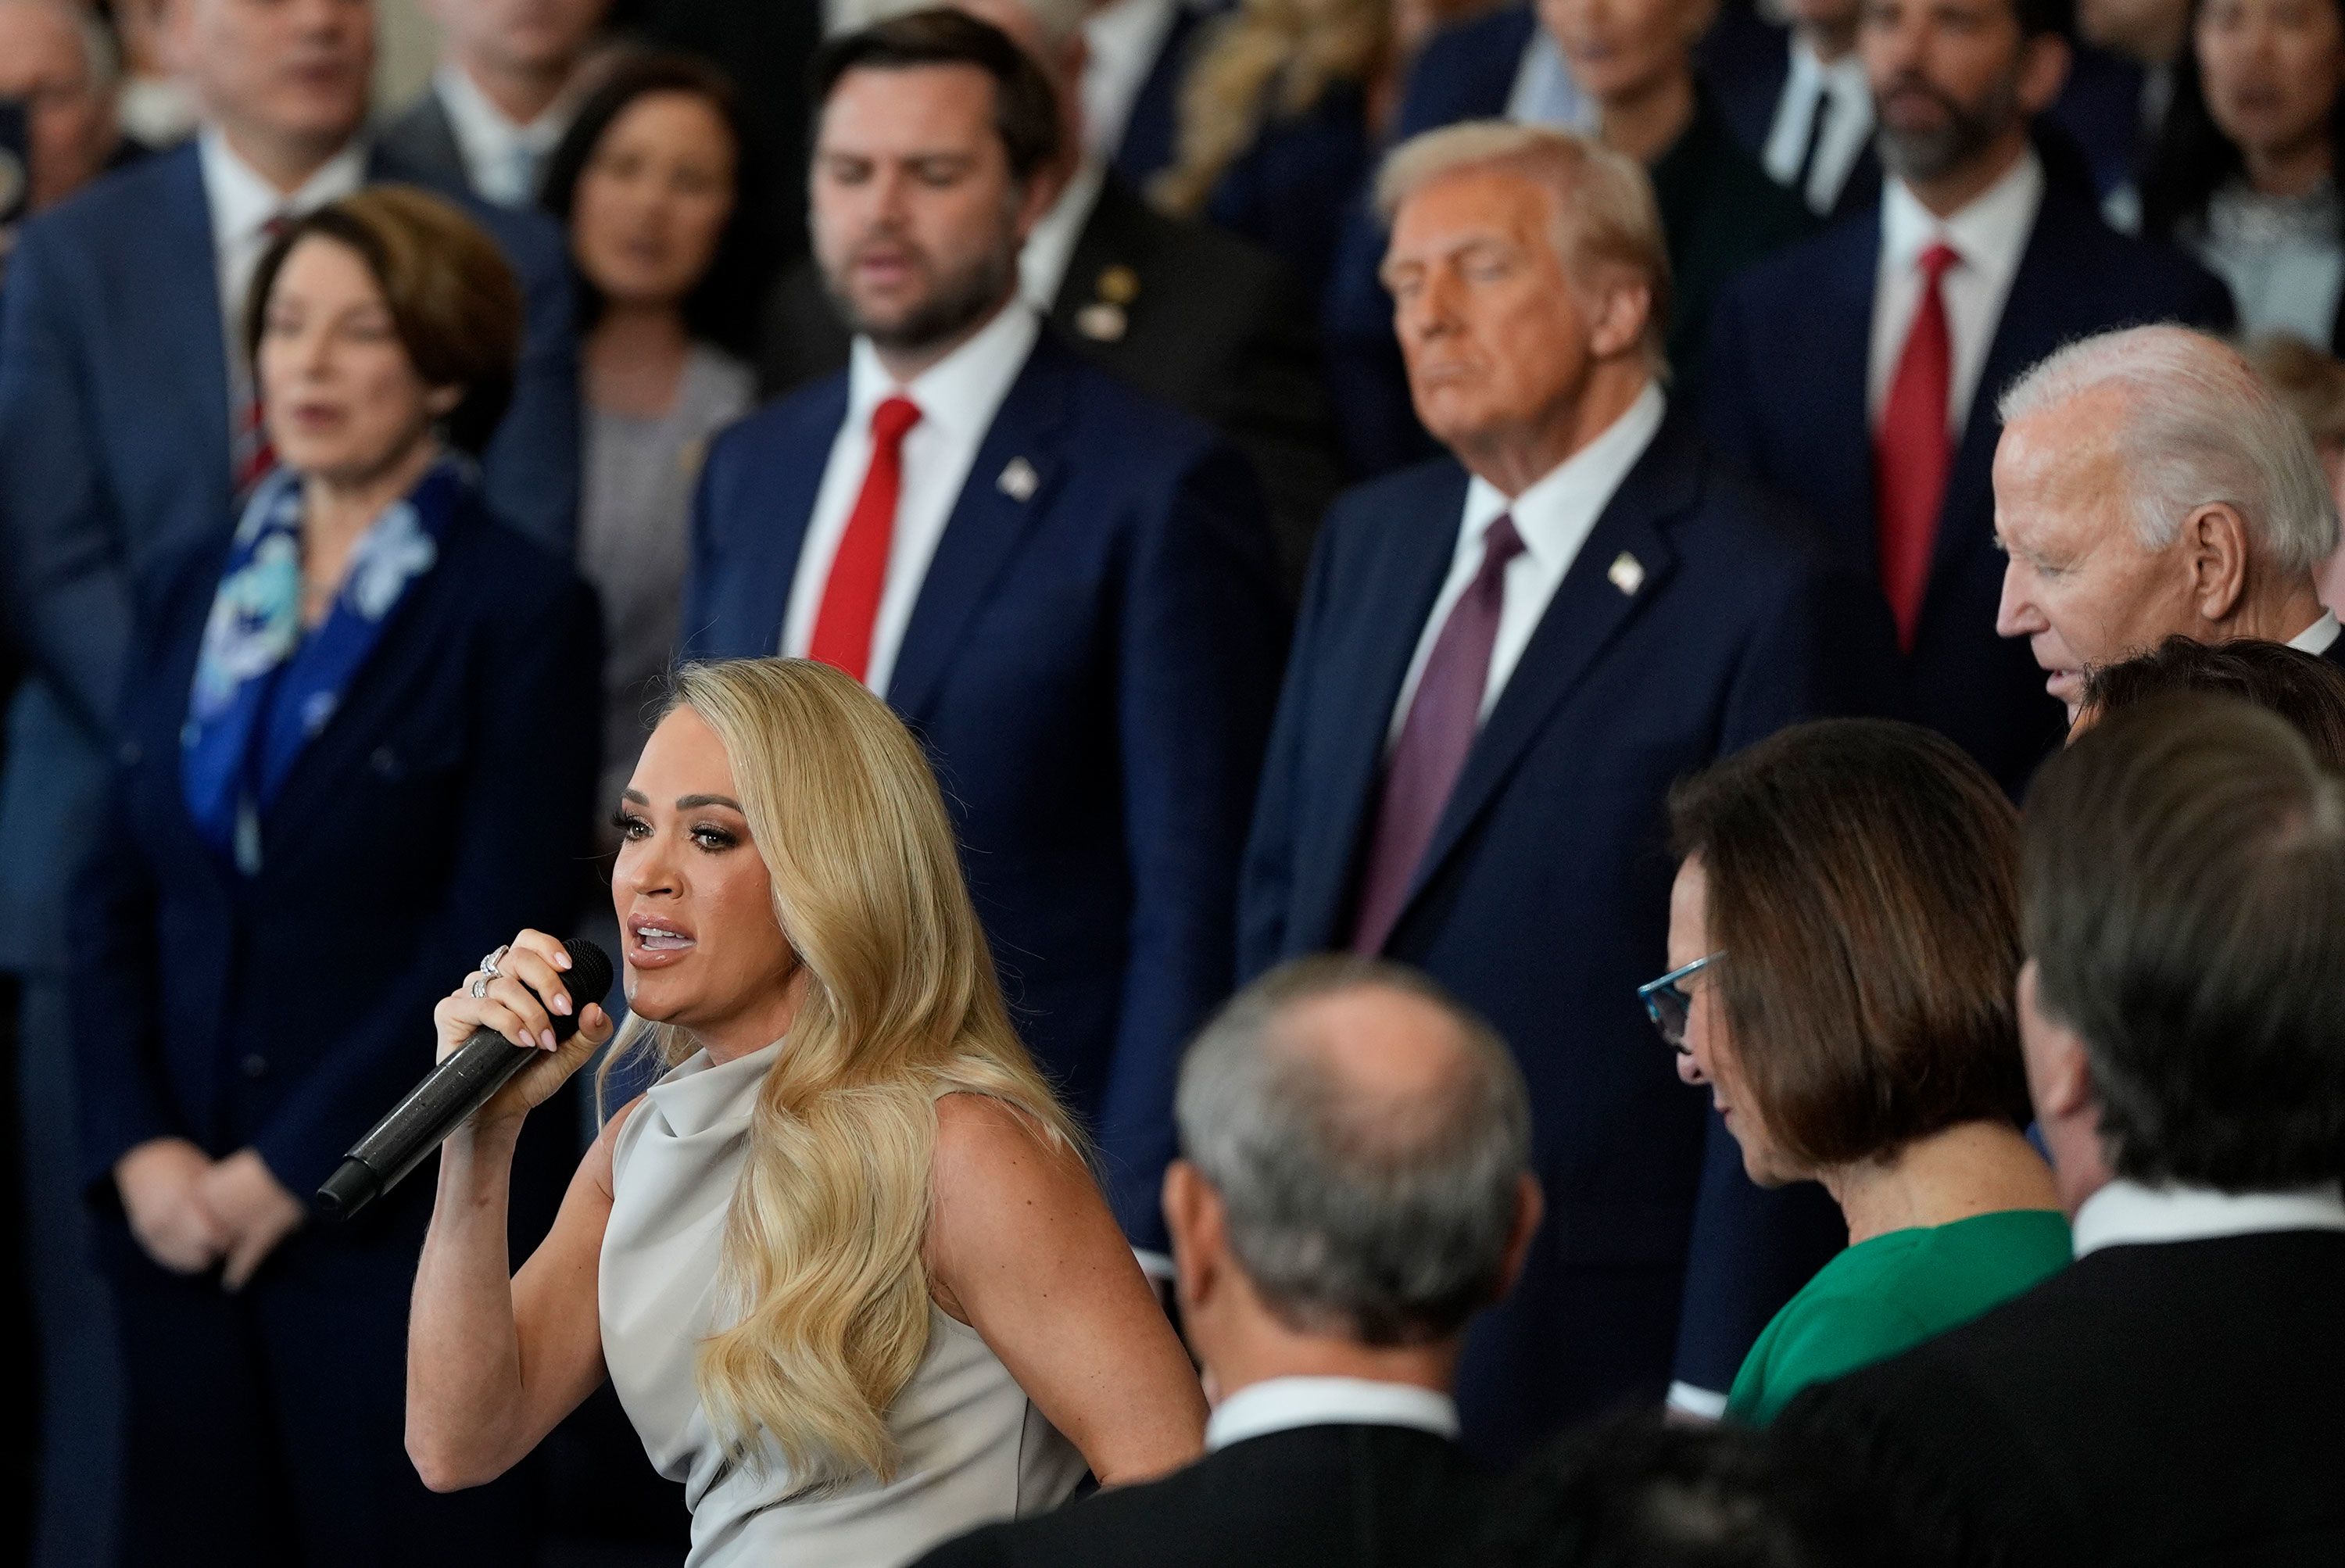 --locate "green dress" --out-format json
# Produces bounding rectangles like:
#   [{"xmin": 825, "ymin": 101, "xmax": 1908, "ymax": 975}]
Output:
[{"xmin": 1726, "ymin": 1208, "xmax": 2072, "ymax": 1424}]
